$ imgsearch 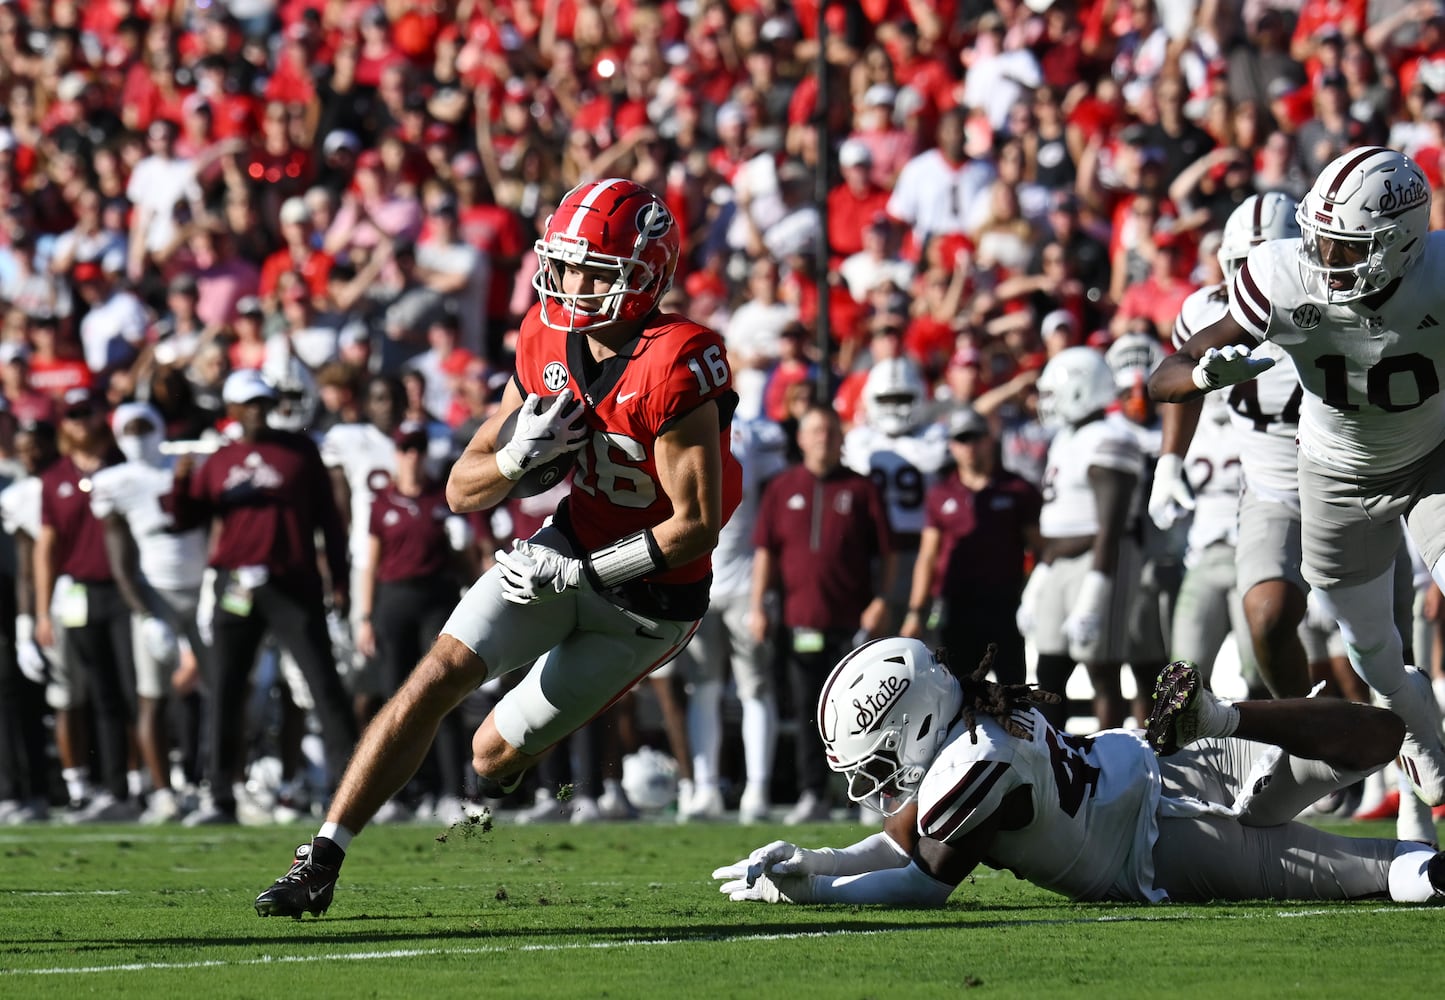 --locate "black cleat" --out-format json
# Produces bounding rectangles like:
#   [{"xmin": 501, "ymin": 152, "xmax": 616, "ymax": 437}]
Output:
[
  {"xmin": 475, "ymin": 769, "xmax": 527, "ymax": 800},
  {"xmin": 1146, "ymin": 659, "xmax": 1208, "ymax": 757},
  {"xmin": 255, "ymin": 842, "xmax": 340, "ymax": 918}
]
